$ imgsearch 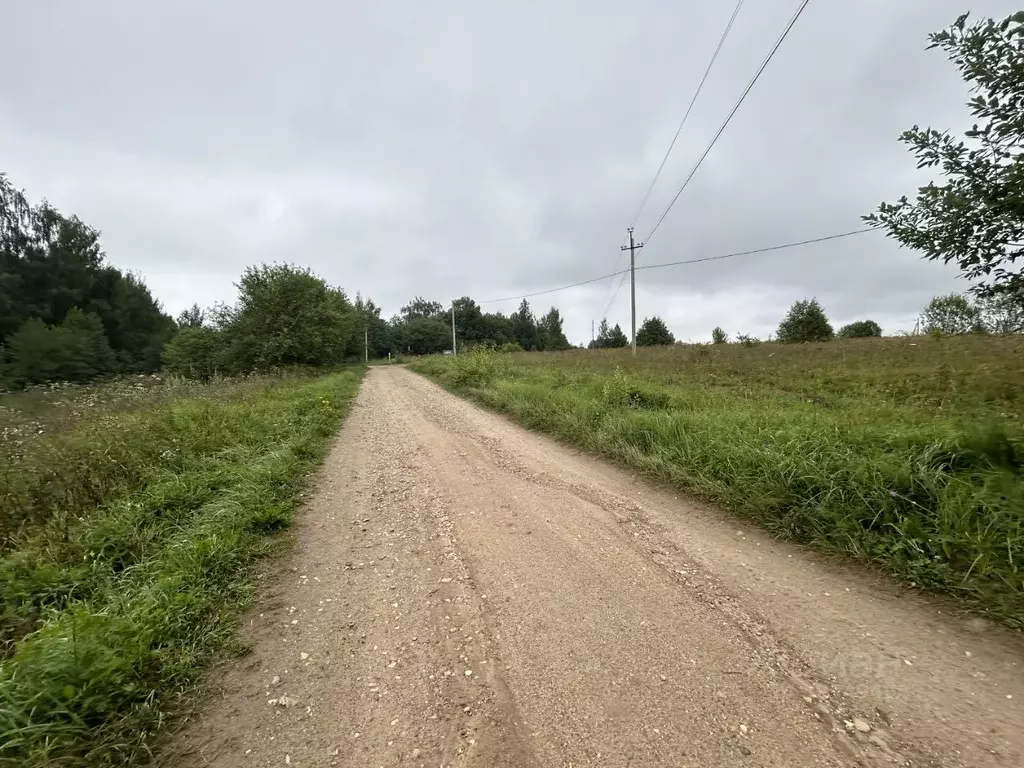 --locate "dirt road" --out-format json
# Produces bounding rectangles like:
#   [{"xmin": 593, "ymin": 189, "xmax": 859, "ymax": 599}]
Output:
[{"xmin": 170, "ymin": 366, "xmax": 1023, "ymax": 768}]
